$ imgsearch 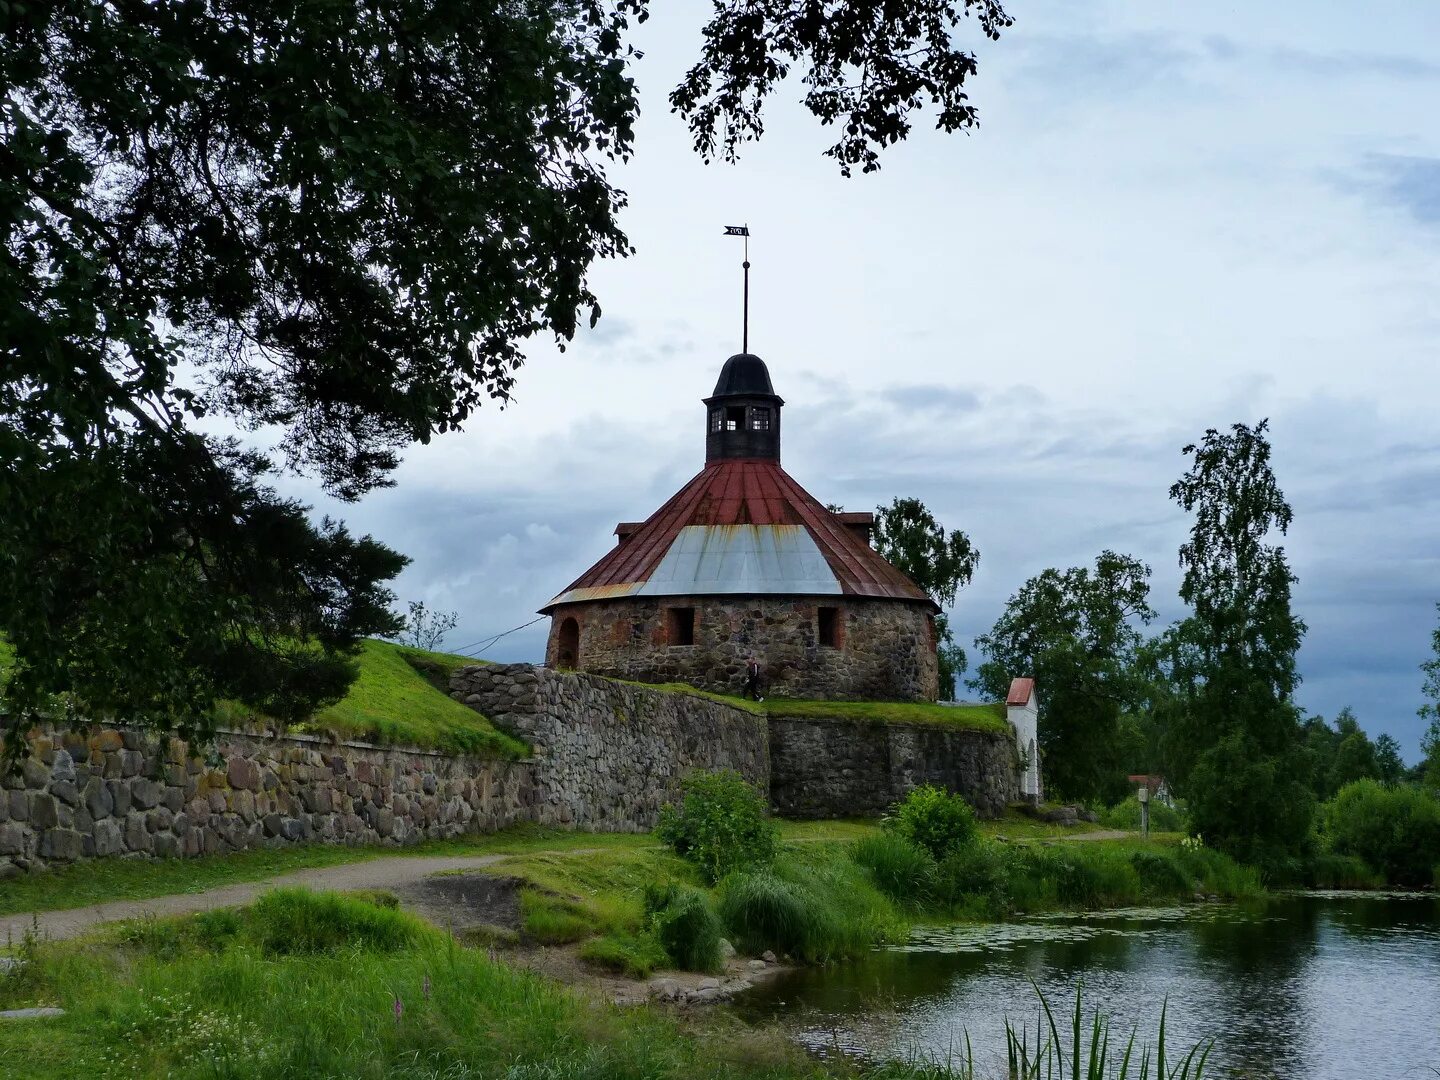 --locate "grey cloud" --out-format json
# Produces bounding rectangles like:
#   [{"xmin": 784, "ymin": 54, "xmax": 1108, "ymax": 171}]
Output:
[
  {"xmin": 881, "ymin": 383, "xmax": 983, "ymax": 414},
  {"xmin": 1352, "ymin": 154, "xmax": 1440, "ymax": 225}
]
